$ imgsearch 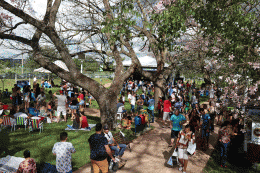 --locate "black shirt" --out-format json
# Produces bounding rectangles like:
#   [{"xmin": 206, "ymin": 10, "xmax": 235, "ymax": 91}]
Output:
[{"xmin": 88, "ymin": 133, "xmax": 108, "ymax": 161}]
